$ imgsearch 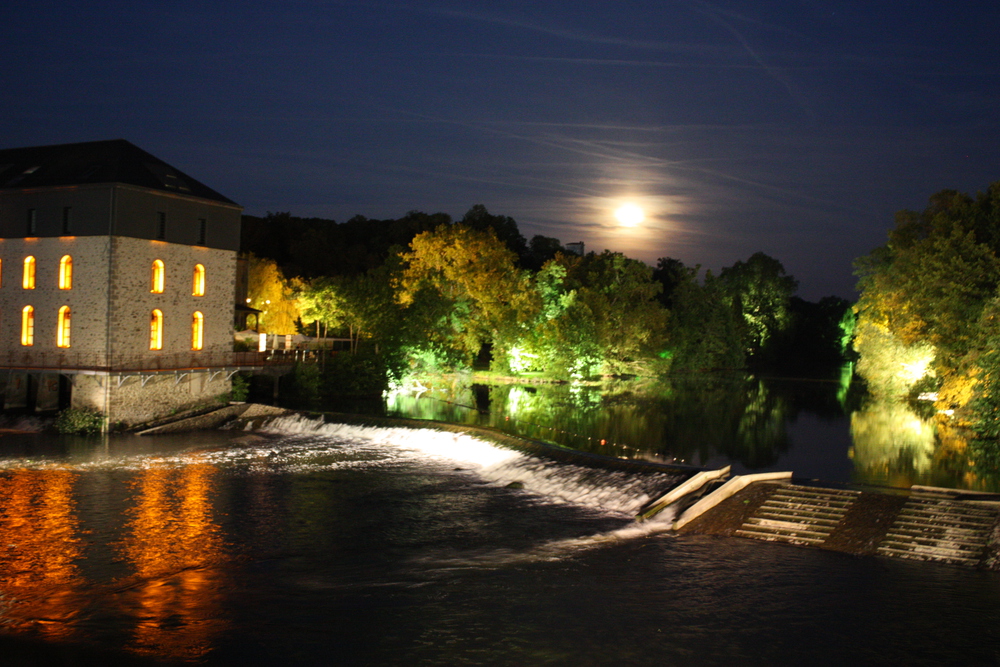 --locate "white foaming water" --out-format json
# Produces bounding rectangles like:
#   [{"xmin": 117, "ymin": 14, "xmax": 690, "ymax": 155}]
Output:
[
  {"xmin": 258, "ymin": 415, "xmax": 682, "ymax": 515},
  {"xmin": 0, "ymin": 414, "xmax": 682, "ymax": 519}
]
